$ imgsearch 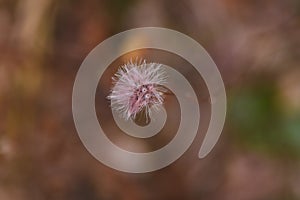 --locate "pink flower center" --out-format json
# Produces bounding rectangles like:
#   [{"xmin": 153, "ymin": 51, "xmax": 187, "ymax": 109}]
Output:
[{"xmin": 128, "ymin": 84, "xmax": 161, "ymax": 116}]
